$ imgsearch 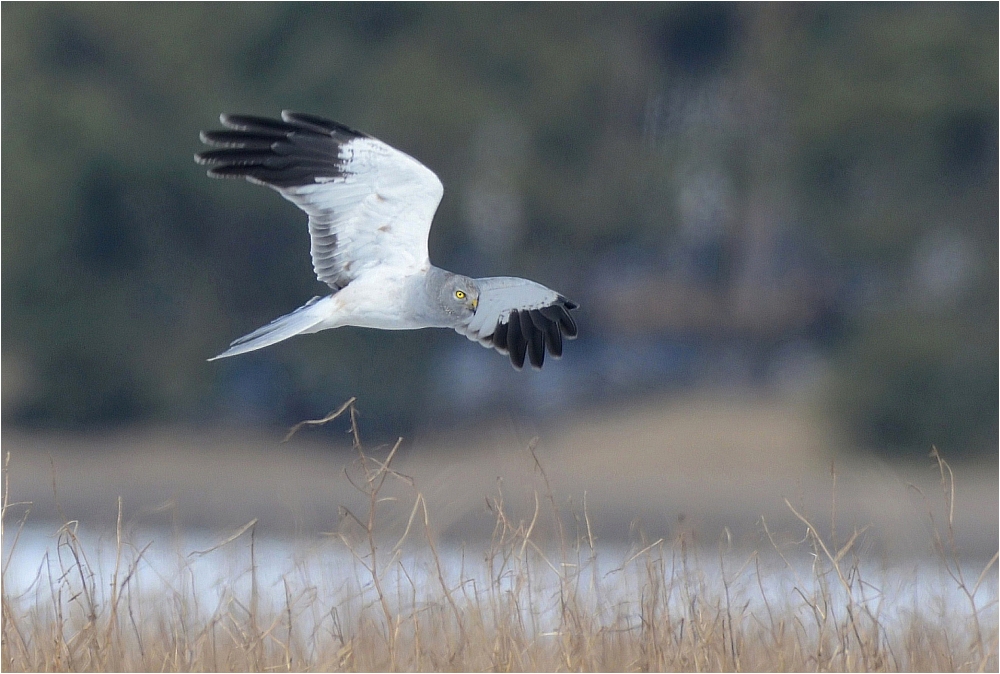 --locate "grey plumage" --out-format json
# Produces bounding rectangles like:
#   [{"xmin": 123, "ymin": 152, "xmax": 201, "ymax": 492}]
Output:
[{"xmin": 197, "ymin": 111, "xmax": 578, "ymax": 370}]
